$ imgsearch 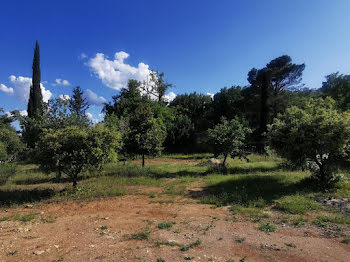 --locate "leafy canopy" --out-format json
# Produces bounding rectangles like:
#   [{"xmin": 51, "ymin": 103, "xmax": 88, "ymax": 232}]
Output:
[
  {"xmin": 208, "ymin": 117, "xmax": 252, "ymax": 165},
  {"xmin": 36, "ymin": 125, "xmax": 120, "ymax": 187},
  {"xmin": 268, "ymin": 97, "xmax": 350, "ymax": 185}
]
